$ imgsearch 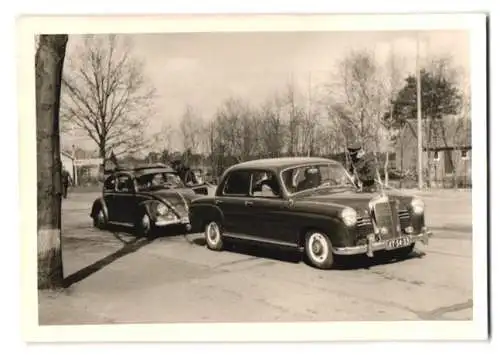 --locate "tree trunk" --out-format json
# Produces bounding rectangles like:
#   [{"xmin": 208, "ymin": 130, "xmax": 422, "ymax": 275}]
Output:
[
  {"xmin": 36, "ymin": 34, "xmax": 69, "ymax": 290},
  {"xmin": 99, "ymin": 143, "xmax": 106, "ymax": 160}
]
